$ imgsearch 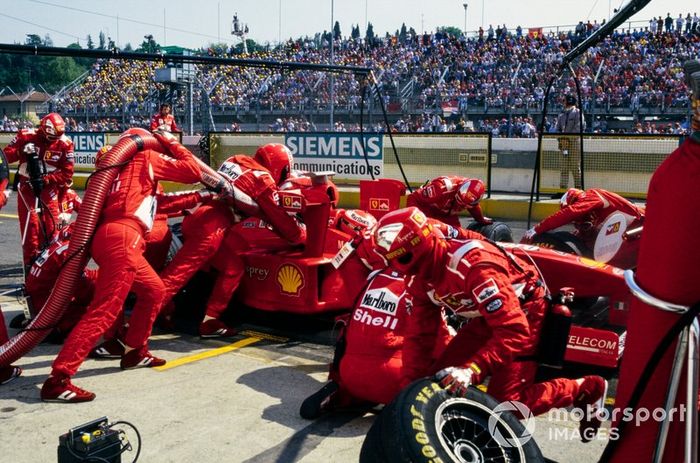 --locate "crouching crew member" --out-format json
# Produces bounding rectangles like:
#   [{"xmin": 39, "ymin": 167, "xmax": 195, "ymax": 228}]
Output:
[
  {"xmin": 373, "ymin": 207, "xmax": 608, "ymax": 440},
  {"xmin": 407, "ymin": 176, "xmax": 491, "ymax": 228}
]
